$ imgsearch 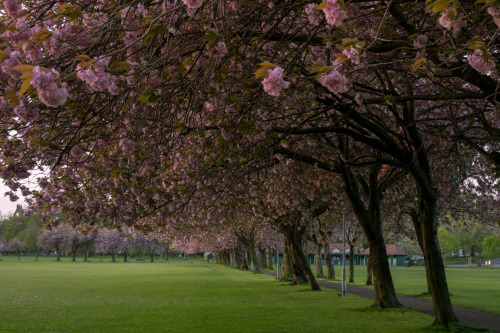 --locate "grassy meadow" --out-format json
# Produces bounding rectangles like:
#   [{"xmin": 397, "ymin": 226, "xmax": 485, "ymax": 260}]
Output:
[
  {"xmin": 0, "ymin": 255, "xmax": 444, "ymax": 333},
  {"xmin": 311, "ymin": 264, "xmax": 500, "ymax": 315}
]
